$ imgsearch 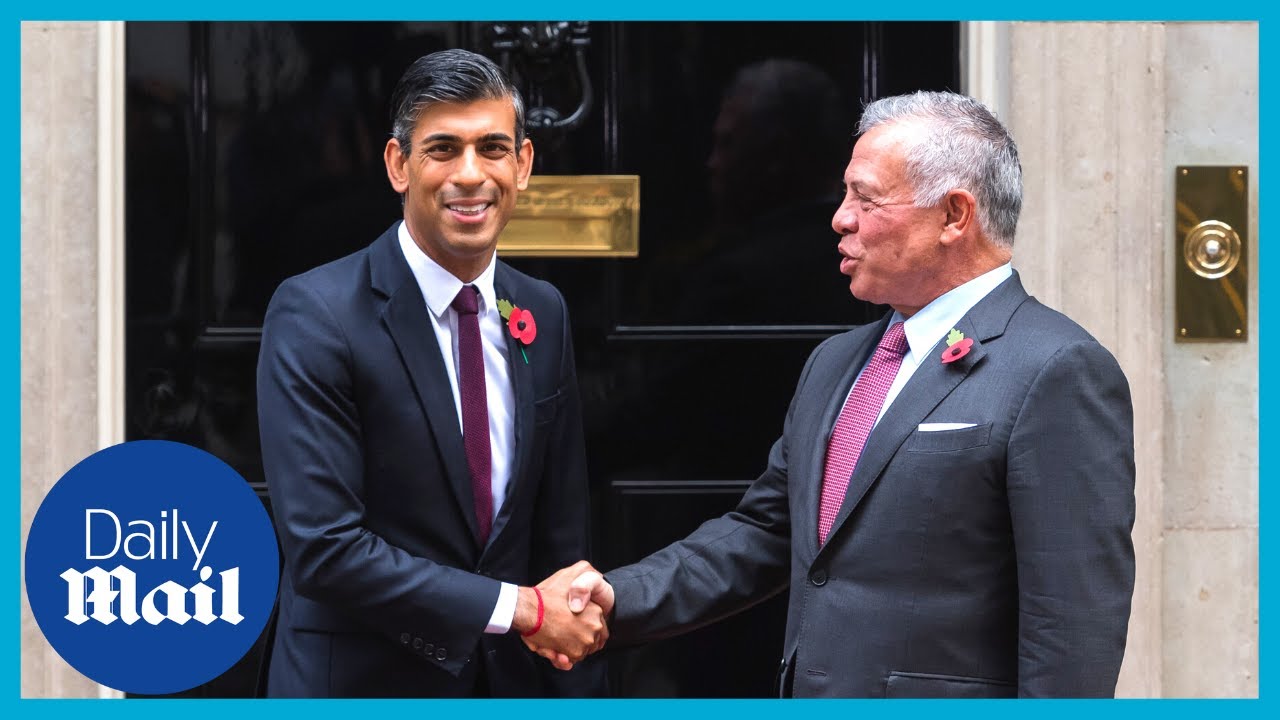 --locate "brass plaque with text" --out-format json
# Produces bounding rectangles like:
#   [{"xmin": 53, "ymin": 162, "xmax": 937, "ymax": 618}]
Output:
[{"xmin": 499, "ymin": 175, "xmax": 640, "ymax": 257}]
